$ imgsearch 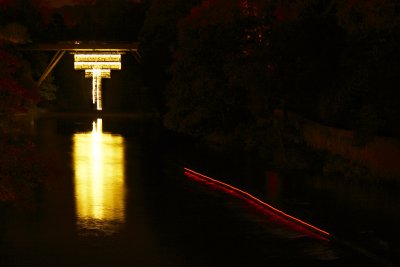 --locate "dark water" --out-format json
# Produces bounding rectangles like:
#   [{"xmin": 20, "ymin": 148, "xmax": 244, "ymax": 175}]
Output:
[{"xmin": 0, "ymin": 116, "xmax": 398, "ymax": 266}]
